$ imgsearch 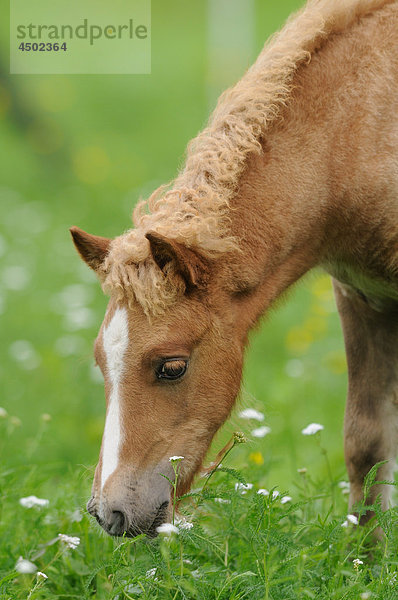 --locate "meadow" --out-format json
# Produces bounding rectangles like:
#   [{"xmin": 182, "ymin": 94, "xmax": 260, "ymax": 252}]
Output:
[{"xmin": 0, "ymin": 1, "xmax": 397, "ymax": 598}]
